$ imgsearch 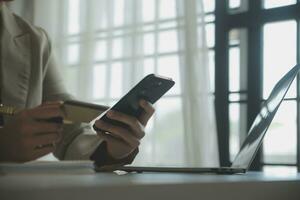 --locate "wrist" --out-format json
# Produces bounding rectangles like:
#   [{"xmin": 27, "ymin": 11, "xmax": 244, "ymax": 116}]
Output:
[{"xmin": 90, "ymin": 141, "xmax": 139, "ymax": 167}]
